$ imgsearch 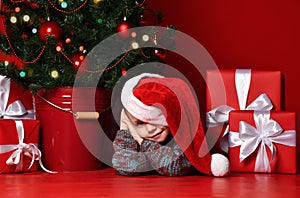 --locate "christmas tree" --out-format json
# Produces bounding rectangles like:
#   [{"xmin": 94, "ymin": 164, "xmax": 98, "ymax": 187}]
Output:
[{"xmin": 0, "ymin": 0, "xmax": 170, "ymax": 93}]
